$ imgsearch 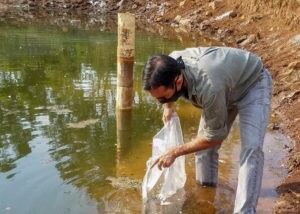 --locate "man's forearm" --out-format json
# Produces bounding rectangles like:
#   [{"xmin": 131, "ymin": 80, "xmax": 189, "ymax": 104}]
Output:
[{"xmin": 172, "ymin": 137, "xmax": 222, "ymax": 158}]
